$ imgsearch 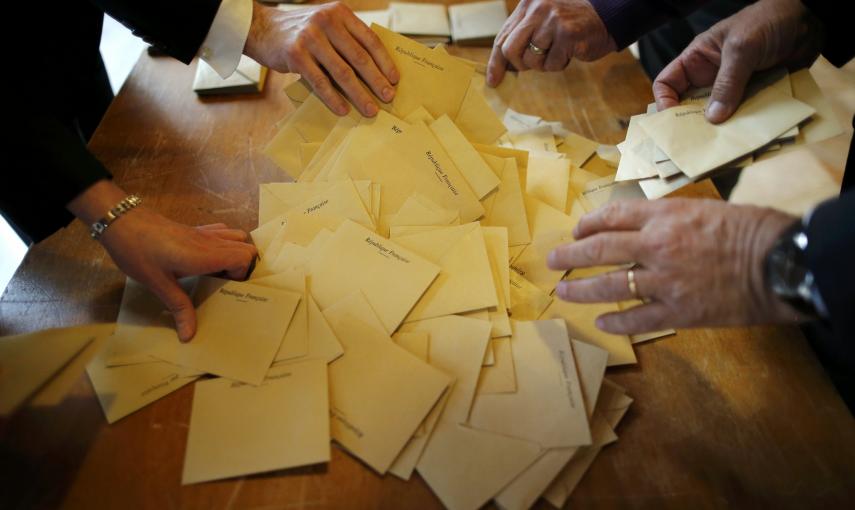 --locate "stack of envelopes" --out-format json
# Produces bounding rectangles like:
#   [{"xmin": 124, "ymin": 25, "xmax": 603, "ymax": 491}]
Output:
[
  {"xmin": 3, "ymin": 24, "xmax": 682, "ymax": 510},
  {"xmin": 613, "ymin": 68, "xmax": 843, "ymax": 199}
]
